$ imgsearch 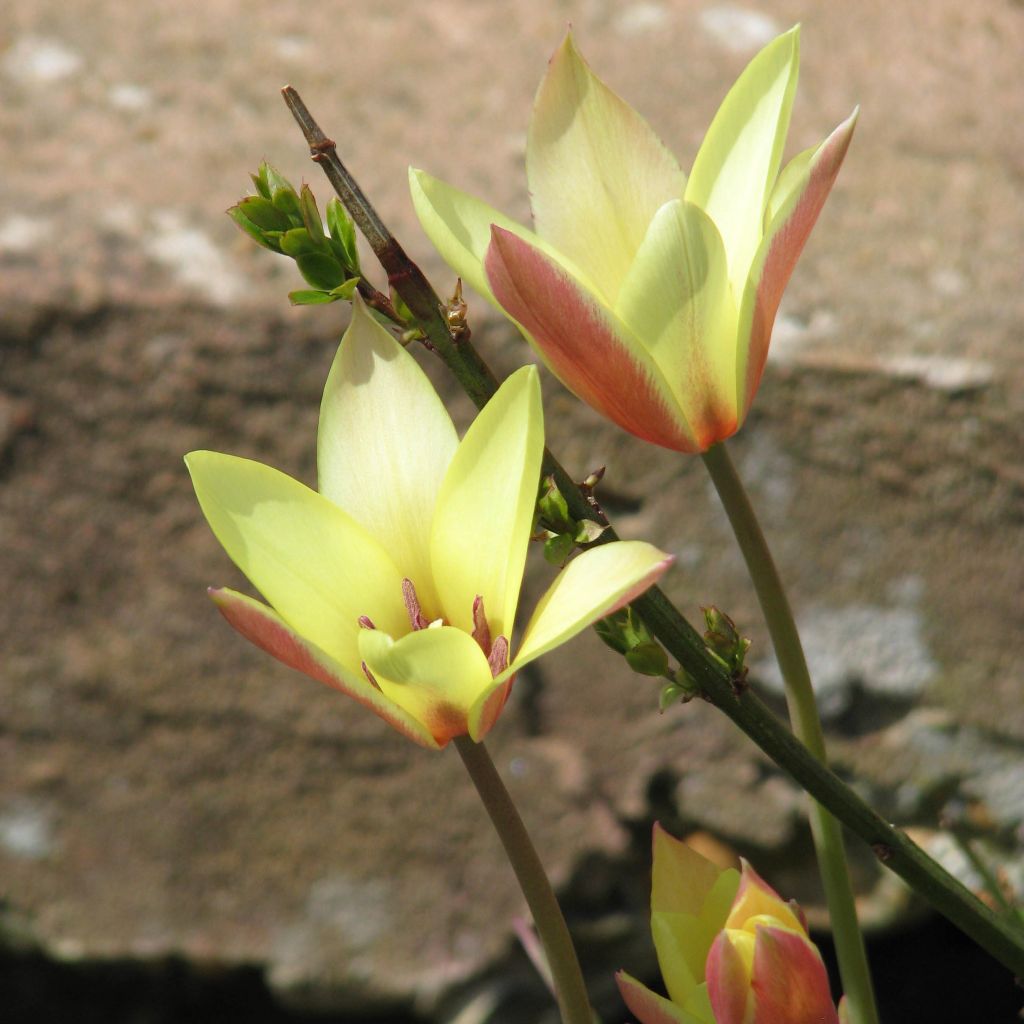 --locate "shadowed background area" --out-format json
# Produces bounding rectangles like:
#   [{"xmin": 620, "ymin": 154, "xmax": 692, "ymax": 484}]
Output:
[{"xmin": 1, "ymin": 1, "xmax": 1022, "ymax": 1021}]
